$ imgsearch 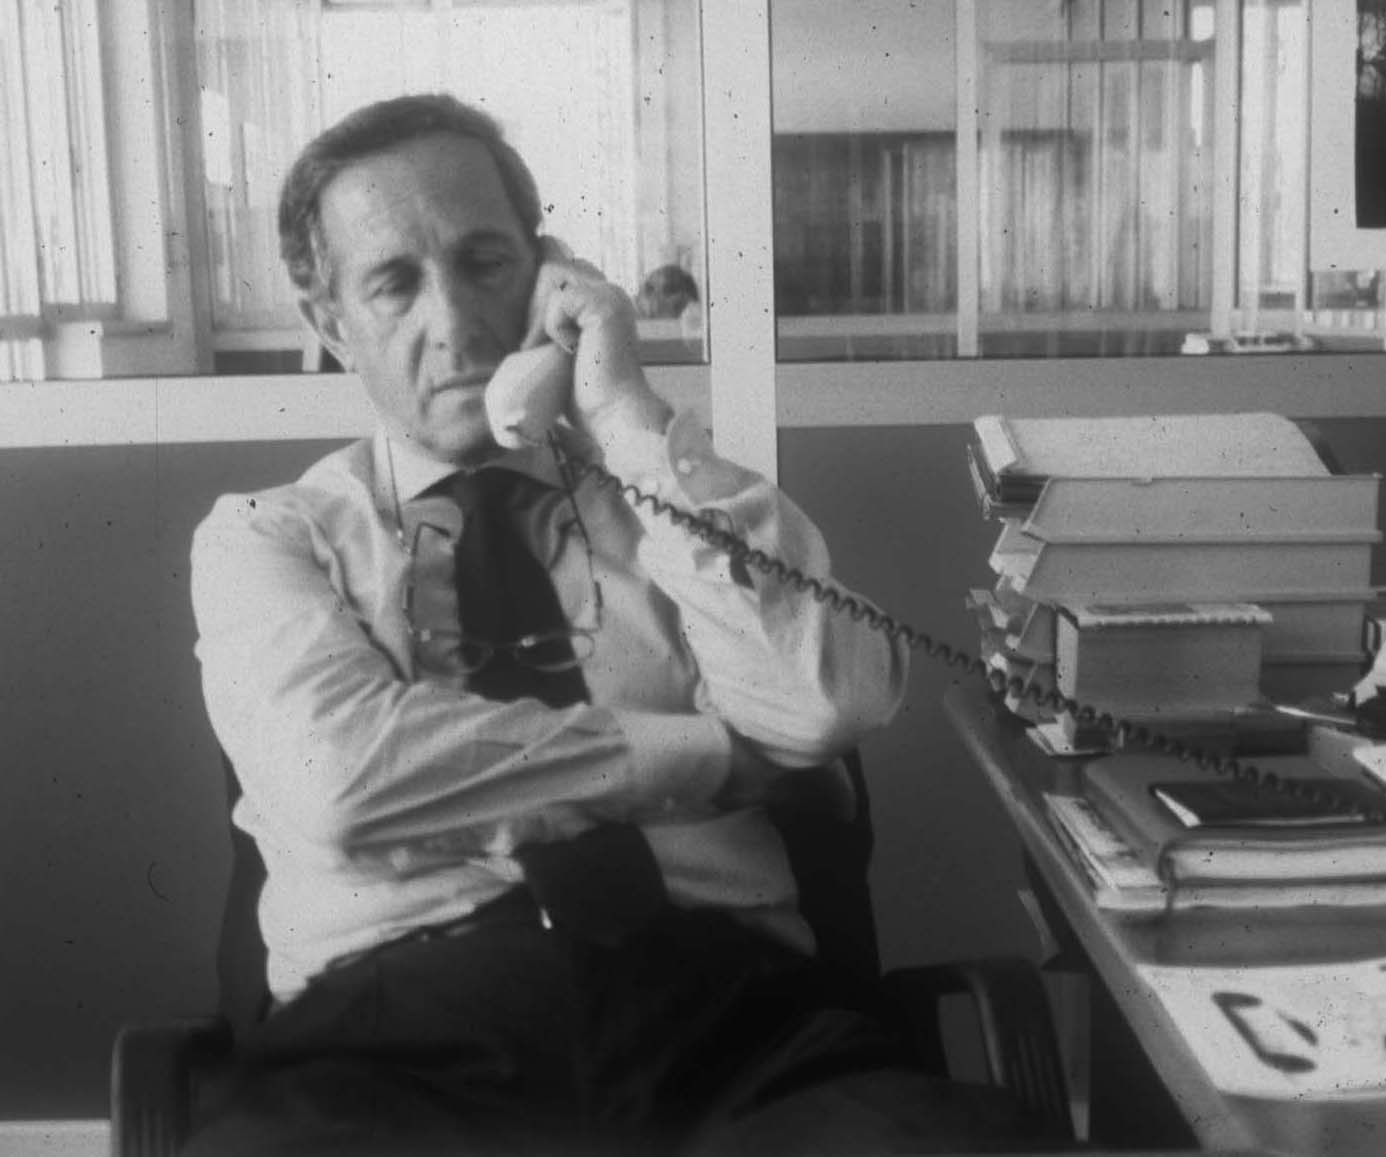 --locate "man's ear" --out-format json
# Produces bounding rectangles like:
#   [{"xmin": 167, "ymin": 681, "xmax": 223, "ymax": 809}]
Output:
[{"xmin": 297, "ymin": 295, "xmax": 353, "ymax": 370}]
